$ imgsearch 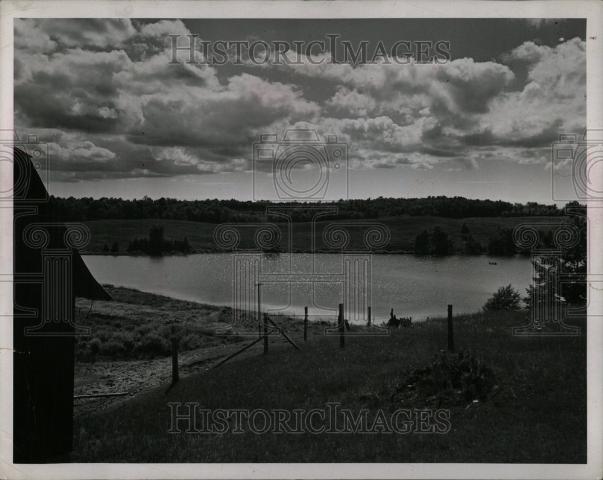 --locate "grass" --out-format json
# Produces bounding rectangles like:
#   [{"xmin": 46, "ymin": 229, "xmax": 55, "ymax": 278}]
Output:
[
  {"xmin": 75, "ymin": 285, "xmax": 241, "ymax": 361},
  {"xmin": 75, "ymin": 285, "xmax": 325, "ymax": 362},
  {"xmin": 81, "ymin": 215, "xmax": 569, "ymax": 254},
  {"xmin": 72, "ymin": 310, "xmax": 586, "ymax": 463}
]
